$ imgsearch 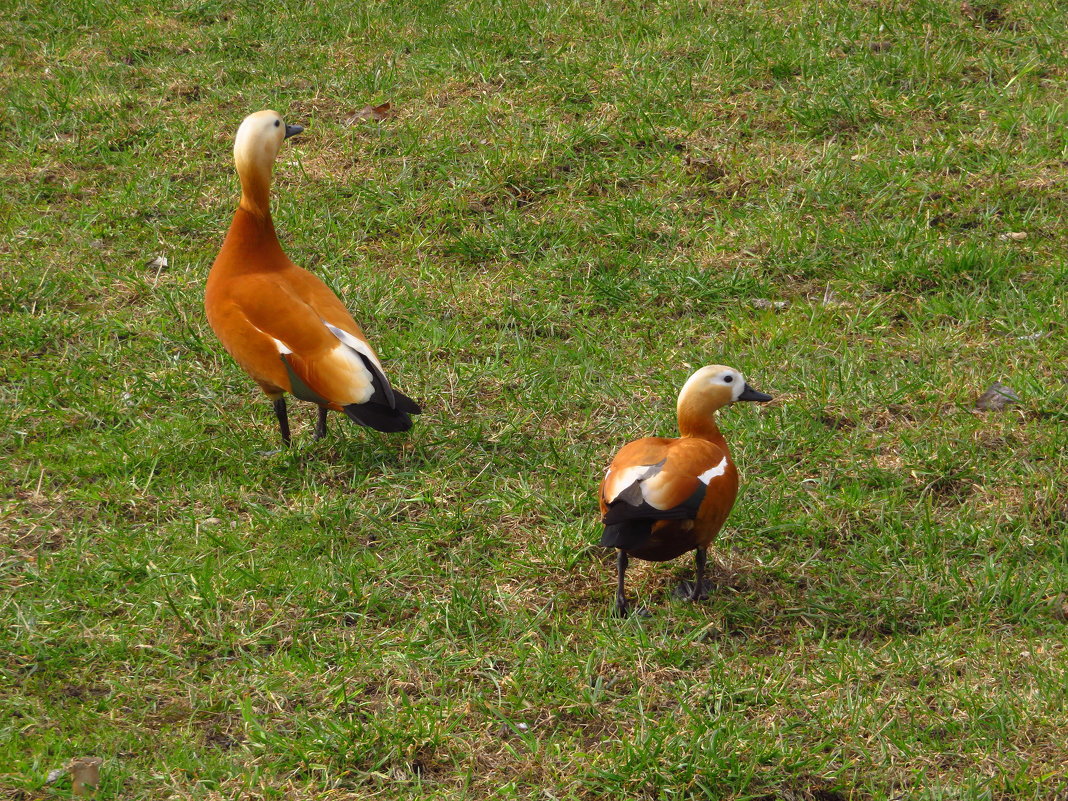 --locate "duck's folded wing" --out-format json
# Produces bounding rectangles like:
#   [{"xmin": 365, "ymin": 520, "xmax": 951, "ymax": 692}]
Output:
[
  {"xmin": 602, "ymin": 445, "xmax": 731, "ymax": 520},
  {"xmin": 232, "ymin": 279, "xmax": 381, "ymax": 408},
  {"xmin": 284, "ymin": 269, "xmax": 420, "ymax": 411},
  {"xmin": 600, "ymin": 451, "xmax": 730, "ymax": 549},
  {"xmin": 323, "ymin": 324, "xmax": 421, "ymax": 415},
  {"xmin": 599, "ymin": 434, "xmax": 735, "ymax": 548},
  {"xmin": 602, "ymin": 459, "xmax": 708, "ymax": 526},
  {"xmin": 321, "ymin": 323, "xmax": 395, "ymax": 407}
]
